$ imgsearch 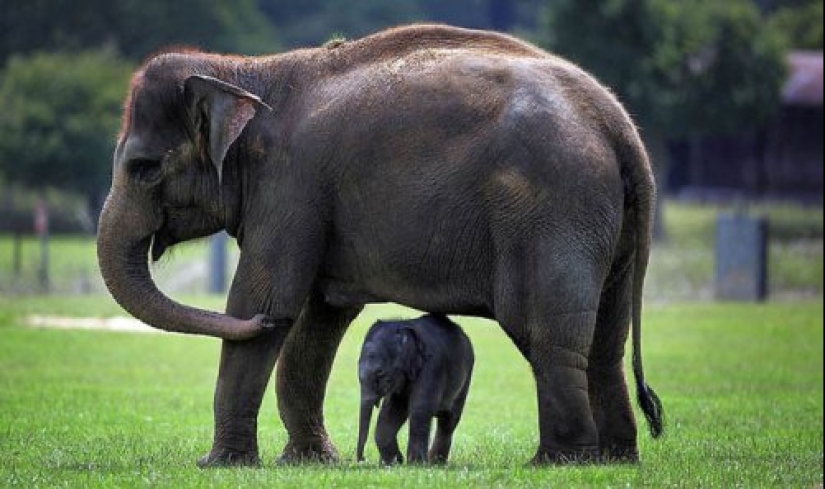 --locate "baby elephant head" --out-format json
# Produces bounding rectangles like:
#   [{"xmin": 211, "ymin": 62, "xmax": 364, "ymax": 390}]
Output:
[{"xmin": 356, "ymin": 322, "xmax": 425, "ymax": 461}]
